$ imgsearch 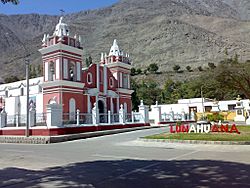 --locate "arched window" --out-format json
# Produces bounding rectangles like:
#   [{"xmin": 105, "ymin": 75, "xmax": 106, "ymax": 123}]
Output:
[
  {"xmin": 49, "ymin": 62, "xmax": 55, "ymax": 81},
  {"xmin": 109, "ymin": 77, "xmax": 114, "ymax": 88},
  {"xmin": 87, "ymin": 73, "xmax": 93, "ymax": 84},
  {"xmin": 69, "ymin": 63, "xmax": 75, "ymax": 81}
]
